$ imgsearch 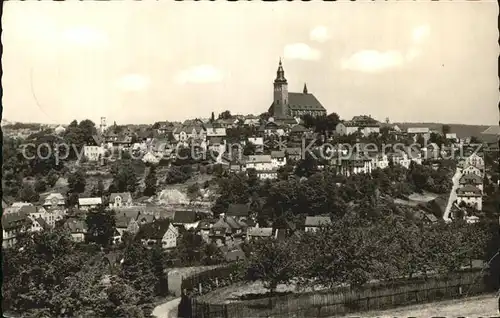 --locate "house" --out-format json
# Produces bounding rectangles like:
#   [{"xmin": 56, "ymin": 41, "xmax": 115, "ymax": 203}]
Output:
[
  {"xmin": 246, "ymin": 227, "xmax": 274, "ymax": 241},
  {"xmin": 215, "ymin": 118, "xmax": 239, "ymax": 128},
  {"xmin": 305, "ymin": 216, "xmax": 332, "ymax": 232},
  {"xmin": 446, "ymin": 133, "xmax": 458, "ymax": 141},
  {"xmin": 247, "ymin": 137, "xmax": 264, "ymax": 153},
  {"xmin": 64, "ymin": 218, "xmax": 88, "ymax": 242},
  {"xmin": 336, "ymin": 116, "xmax": 380, "ymax": 136},
  {"xmin": 289, "ymin": 124, "xmax": 308, "ymax": 140},
  {"xmin": 173, "ymin": 125, "xmax": 206, "ymax": 142},
  {"xmin": 271, "ymin": 151, "xmax": 287, "ymax": 168},
  {"xmin": 172, "ymin": 210, "xmax": 199, "ymax": 230},
  {"xmin": 285, "ymin": 147, "xmax": 303, "ymax": 161},
  {"xmin": 459, "ymin": 174, "xmax": 483, "ymax": 191},
  {"xmin": 337, "ymin": 155, "xmax": 373, "ymax": 176},
  {"xmin": 2, "ymin": 210, "xmax": 33, "ymax": 248},
  {"xmin": 206, "ymin": 127, "xmax": 227, "ymax": 138},
  {"xmin": 78, "ymin": 197, "xmax": 103, "ymax": 210},
  {"xmin": 137, "ymin": 220, "xmax": 178, "ymax": 249},
  {"xmin": 219, "ymin": 245, "xmax": 246, "ymax": 262},
  {"xmin": 457, "ymin": 185, "xmax": 483, "ymax": 211},
  {"xmin": 109, "ymin": 192, "xmax": 133, "ymax": 208},
  {"xmin": 208, "ymin": 137, "xmax": 226, "ymax": 154},
  {"xmin": 197, "ymin": 219, "xmax": 214, "ymax": 242},
  {"xmin": 209, "ymin": 218, "xmax": 234, "ymax": 247},
  {"xmin": 243, "ymin": 117, "xmax": 260, "ymax": 127},
  {"xmin": 388, "ymin": 152, "xmax": 411, "ymax": 169},
  {"xmin": 462, "ymin": 165, "xmax": 483, "ymax": 177},
  {"xmin": 374, "ymin": 154, "xmax": 390, "ymax": 170},
  {"xmin": 255, "ymin": 169, "xmax": 278, "ymax": 180},
  {"xmin": 226, "ymin": 203, "xmax": 250, "ymax": 220},
  {"xmin": 31, "ymin": 217, "xmax": 51, "ymax": 232},
  {"xmin": 465, "ymin": 153, "xmax": 484, "ymax": 170},
  {"xmin": 258, "ymin": 120, "xmax": 283, "ymax": 137},
  {"xmin": 43, "ymin": 193, "xmax": 66, "ymax": 208},
  {"xmin": 83, "ymin": 135, "xmax": 105, "ymax": 161},
  {"xmin": 245, "ymin": 155, "xmax": 273, "ymax": 171},
  {"xmin": 406, "ymin": 127, "xmax": 431, "ymax": 142}
]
